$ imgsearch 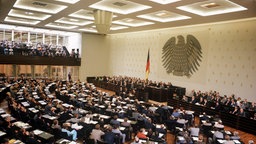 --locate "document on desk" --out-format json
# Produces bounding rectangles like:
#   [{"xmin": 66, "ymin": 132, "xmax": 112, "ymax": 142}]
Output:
[
  {"xmin": 119, "ymin": 127, "xmax": 125, "ymax": 131},
  {"xmin": 192, "ymin": 137, "xmax": 199, "ymax": 141},
  {"xmin": 158, "ymin": 133, "xmax": 164, "ymax": 138},
  {"xmin": 225, "ymin": 131, "xmax": 231, "ymax": 135},
  {"xmin": 177, "ymin": 136, "xmax": 185, "ymax": 141},
  {"xmin": 71, "ymin": 123, "xmax": 83, "ymax": 130},
  {"xmin": 0, "ymin": 131, "xmax": 6, "ymax": 136},
  {"xmin": 33, "ymin": 129, "xmax": 43, "ymax": 135},
  {"xmin": 233, "ymin": 140, "xmax": 241, "ymax": 144},
  {"xmin": 217, "ymin": 140, "xmax": 226, "ymax": 143}
]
